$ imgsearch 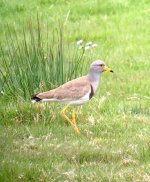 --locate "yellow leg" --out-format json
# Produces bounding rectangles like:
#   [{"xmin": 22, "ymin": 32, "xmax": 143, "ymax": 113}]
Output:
[
  {"xmin": 72, "ymin": 106, "xmax": 80, "ymax": 133},
  {"xmin": 60, "ymin": 104, "xmax": 72, "ymax": 124},
  {"xmin": 61, "ymin": 104, "xmax": 70, "ymax": 114},
  {"xmin": 72, "ymin": 106, "xmax": 76, "ymax": 125},
  {"xmin": 60, "ymin": 105, "xmax": 80, "ymax": 134}
]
